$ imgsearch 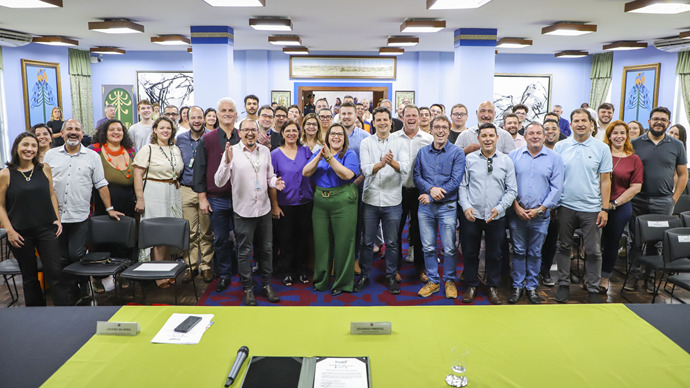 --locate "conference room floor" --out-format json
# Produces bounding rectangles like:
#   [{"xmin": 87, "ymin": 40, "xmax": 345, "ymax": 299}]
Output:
[{"xmin": 2, "ymin": 252, "xmax": 690, "ymax": 306}]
